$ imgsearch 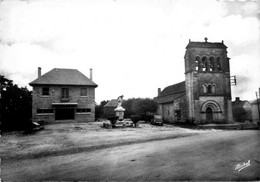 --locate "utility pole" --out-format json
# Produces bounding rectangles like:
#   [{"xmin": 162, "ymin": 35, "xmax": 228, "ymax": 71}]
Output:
[
  {"xmin": 256, "ymin": 91, "xmax": 260, "ymax": 127},
  {"xmin": 0, "ymin": 83, "xmax": 2, "ymax": 127}
]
